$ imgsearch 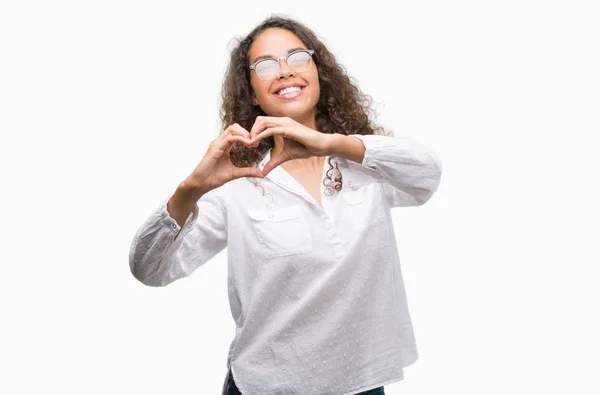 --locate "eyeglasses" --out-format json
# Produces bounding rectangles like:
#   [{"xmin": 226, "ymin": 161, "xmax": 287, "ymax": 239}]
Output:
[{"xmin": 249, "ymin": 49, "xmax": 315, "ymax": 81}]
